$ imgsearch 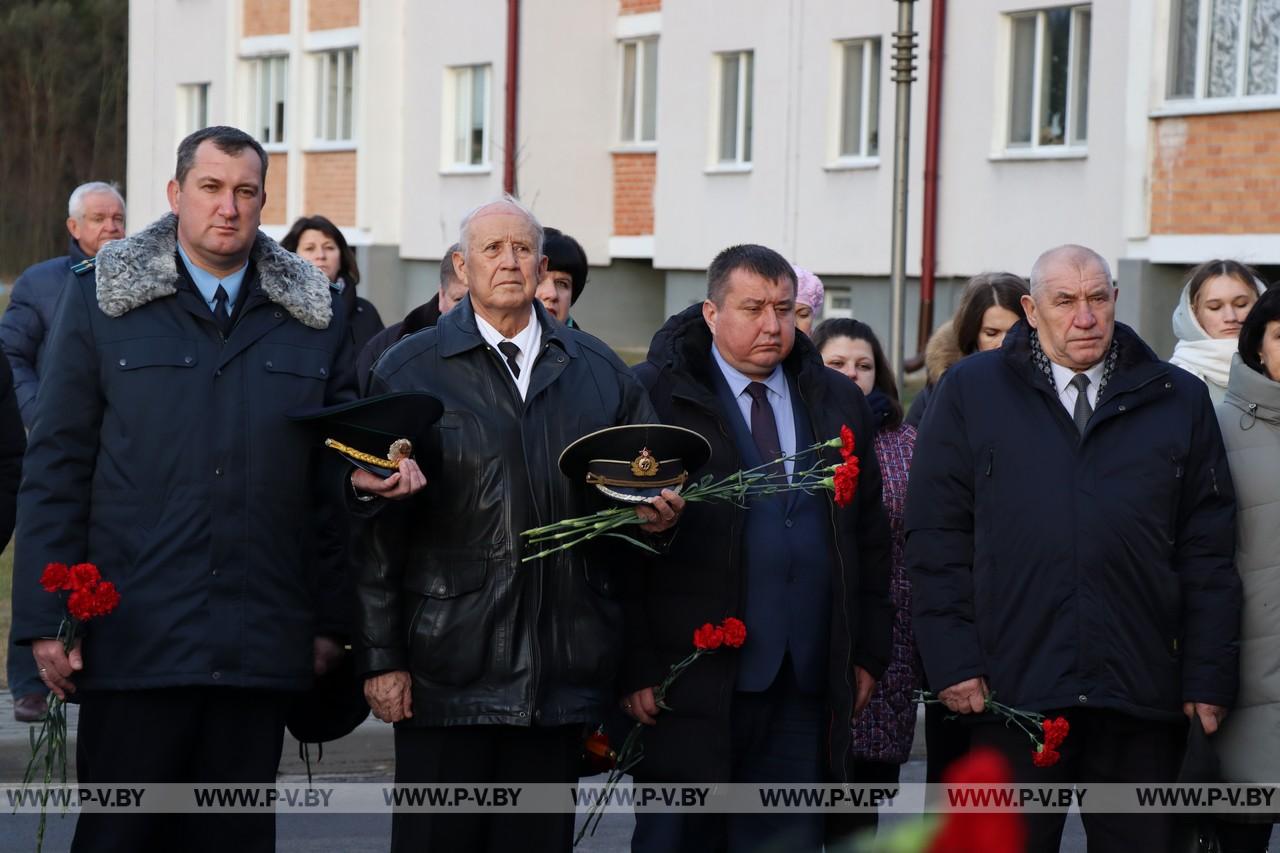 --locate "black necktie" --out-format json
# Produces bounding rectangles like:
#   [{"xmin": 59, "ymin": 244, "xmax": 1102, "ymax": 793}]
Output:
[
  {"xmin": 213, "ymin": 285, "xmax": 232, "ymax": 338},
  {"xmin": 745, "ymin": 382, "xmax": 787, "ymax": 482},
  {"xmin": 1070, "ymin": 373, "xmax": 1093, "ymax": 436},
  {"xmin": 497, "ymin": 341, "xmax": 521, "ymax": 379}
]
